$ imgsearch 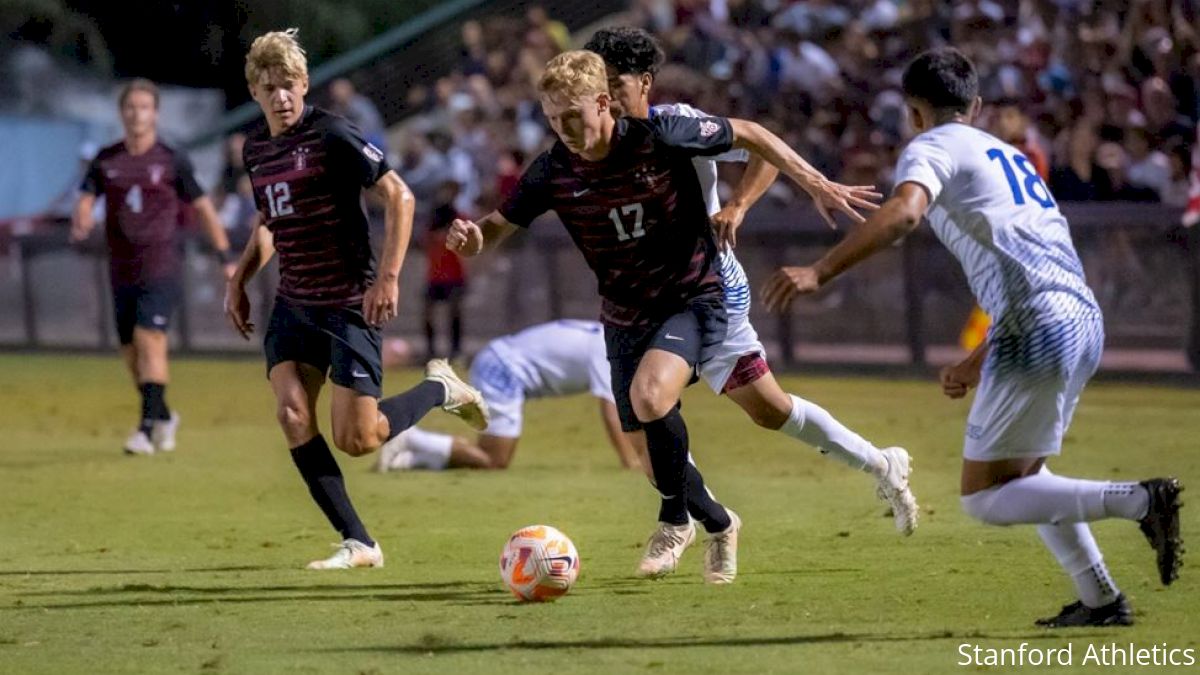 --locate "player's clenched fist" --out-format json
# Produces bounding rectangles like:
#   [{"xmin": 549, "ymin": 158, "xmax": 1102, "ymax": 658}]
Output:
[{"xmin": 446, "ymin": 218, "xmax": 485, "ymax": 257}]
